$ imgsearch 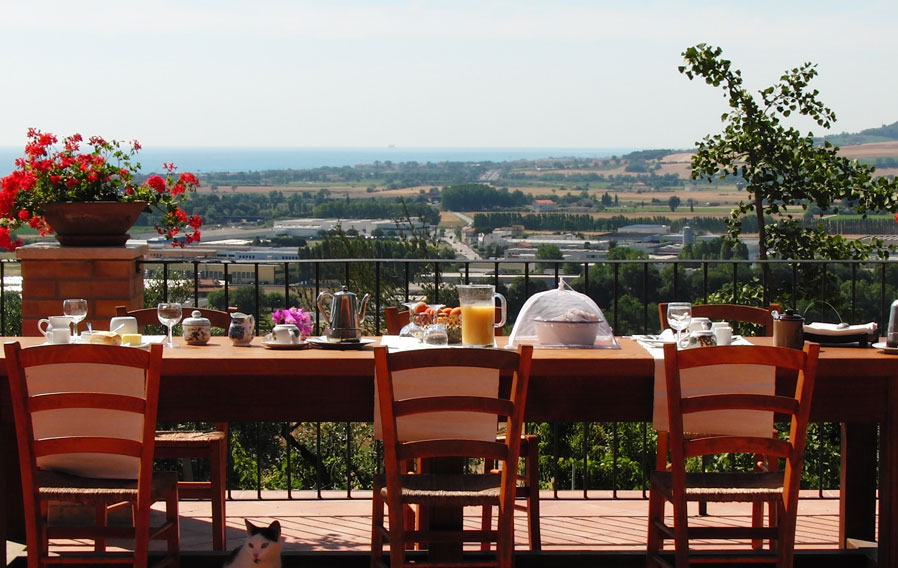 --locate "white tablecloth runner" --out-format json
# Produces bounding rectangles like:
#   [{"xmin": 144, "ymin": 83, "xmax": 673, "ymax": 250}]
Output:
[{"xmin": 634, "ymin": 334, "xmax": 775, "ymax": 437}]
